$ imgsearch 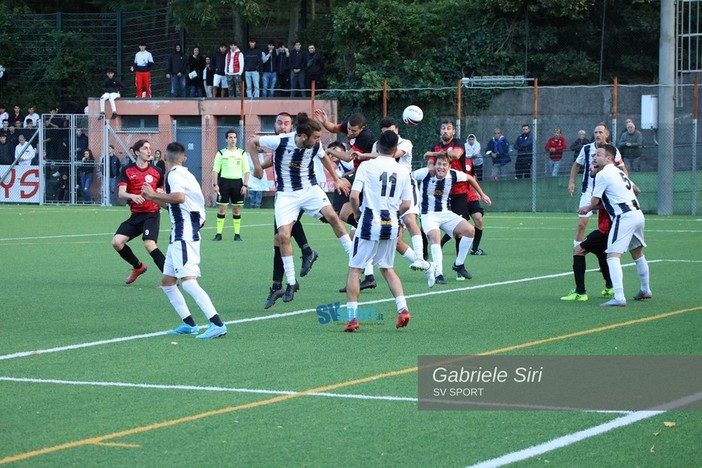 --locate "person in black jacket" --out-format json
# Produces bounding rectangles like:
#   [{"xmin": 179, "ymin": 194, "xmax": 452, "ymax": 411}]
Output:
[
  {"xmin": 306, "ymin": 44, "xmax": 323, "ymax": 92},
  {"xmin": 187, "ymin": 47, "xmax": 206, "ymax": 97},
  {"xmin": 243, "ymin": 38, "xmax": 263, "ymax": 98},
  {"xmin": 166, "ymin": 43, "xmax": 187, "ymax": 97},
  {"xmin": 289, "ymin": 41, "xmax": 306, "ymax": 97},
  {"xmin": 99, "ymin": 69, "xmax": 123, "ymax": 120},
  {"xmin": 275, "ymin": 42, "xmax": 290, "ymax": 96}
]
